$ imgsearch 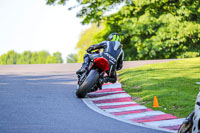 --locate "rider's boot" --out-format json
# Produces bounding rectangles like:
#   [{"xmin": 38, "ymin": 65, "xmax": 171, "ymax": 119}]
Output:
[
  {"xmin": 76, "ymin": 55, "xmax": 90, "ymax": 75},
  {"xmin": 76, "ymin": 64, "xmax": 87, "ymax": 75},
  {"xmin": 98, "ymin": 74, "xmax": 117, "ymax": 89},
  {"xmin": 97, "ymin": 77, "xmax": 109, "ymax": 90}
]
